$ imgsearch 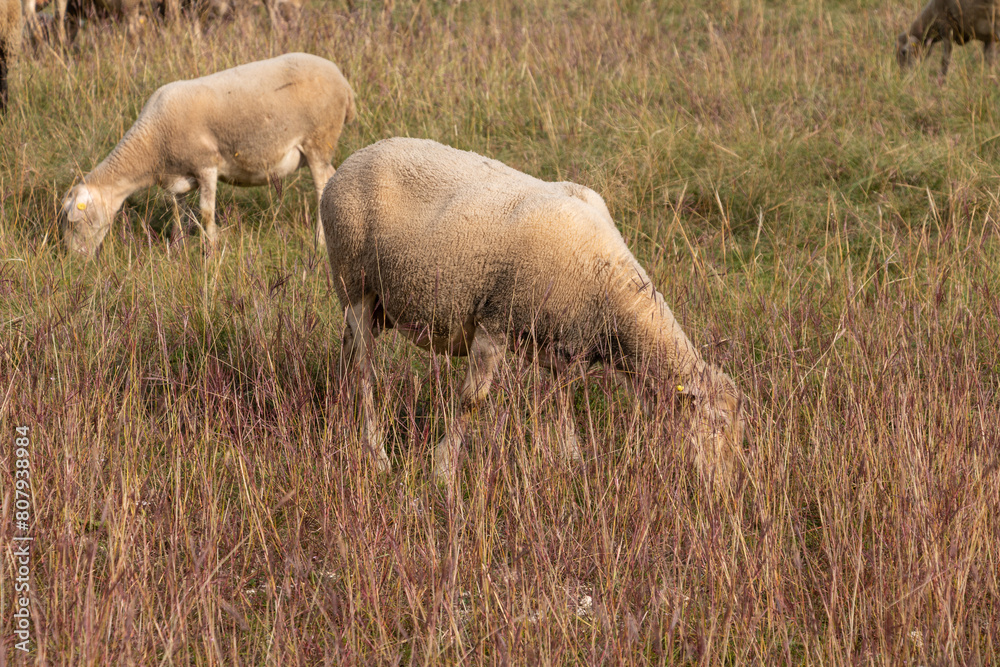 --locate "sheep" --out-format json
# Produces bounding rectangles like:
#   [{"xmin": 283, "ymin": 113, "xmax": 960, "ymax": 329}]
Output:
[
  {"xmin": 22, "ymin": 0, "xmax": 143, "ymax": 46},
  {"xmin": 896, "ymin": 0, "xmax": 1000, "ymax": 78},
  {"xmin": 1, "ymin": 0, "xmax": 20, "ymax": 115},
  {"xmin": 321, "ymin": 138, "xmax": 745, "ymax": 488},
  {"xmin": 61, "ymin": 53, "xmax": 356, "ymax": 259},
  {"xmin": 160, "ymin": 0, "xmax": 301, "ymax": 29}
]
